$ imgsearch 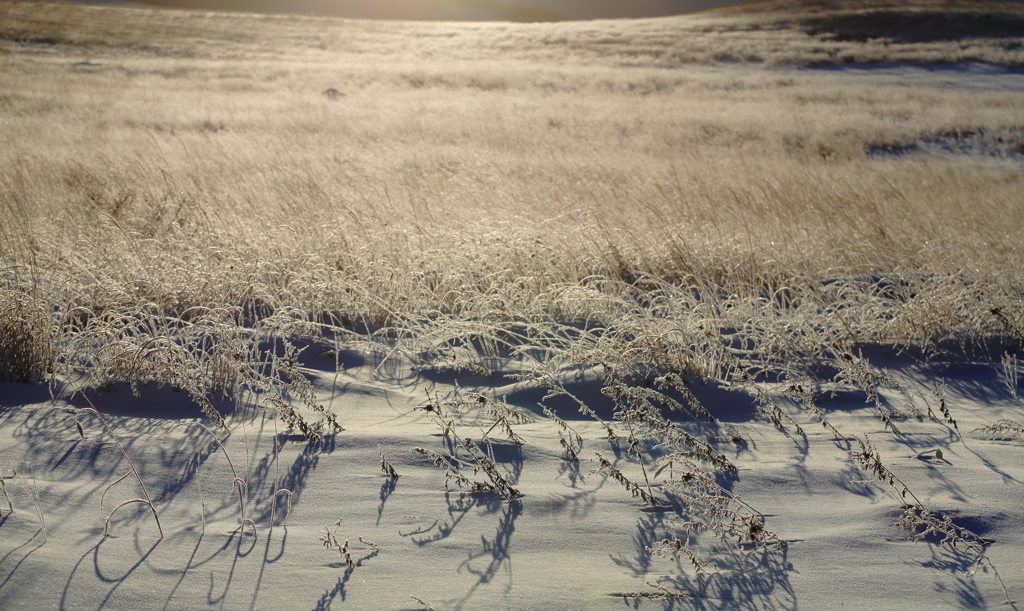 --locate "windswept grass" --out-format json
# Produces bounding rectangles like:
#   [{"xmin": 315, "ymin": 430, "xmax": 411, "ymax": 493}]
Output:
[{"xmin": 2, "ymin": 1, "xmax": 1023, "ymax": 412}]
